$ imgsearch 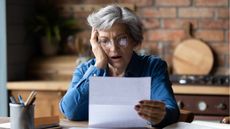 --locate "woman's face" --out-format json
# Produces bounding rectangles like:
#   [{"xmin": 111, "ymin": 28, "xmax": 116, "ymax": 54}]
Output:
[{"xmin": 98, "ymin": 23, "xmax": 136, "ymax": 69}]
